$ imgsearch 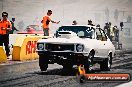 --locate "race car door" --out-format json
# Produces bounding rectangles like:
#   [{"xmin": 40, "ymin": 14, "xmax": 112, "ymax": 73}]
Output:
[
  {"xmin": 99, "ymin": 29, "xmax": 109, "ymax": 57},
  {"xmin": 95, "ymin": 28, "xmax": 108, "ymax": 58}
]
